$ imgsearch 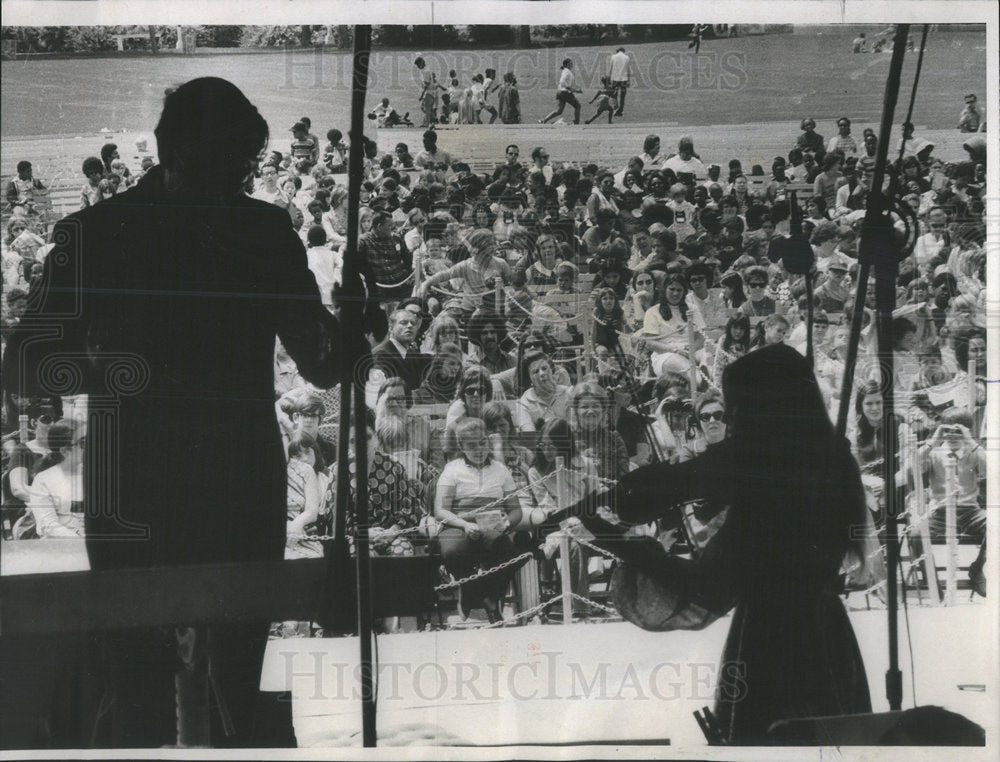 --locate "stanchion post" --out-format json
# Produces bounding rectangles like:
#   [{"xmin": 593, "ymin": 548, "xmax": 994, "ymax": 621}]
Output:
[
  {"xmin": 907, "ymin": 422, "xmax": 939, "ymax": 604},
  {"xmin": 944, "ymin": 452, "xmax": 958, "ymax": 605},
  {"xmin": 686, "ymin": 318, "xmax": 699, "ymax": 407},
  {"xmin": 559, "ymin": 534, "xmax": 573, "ymax": 627}
]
